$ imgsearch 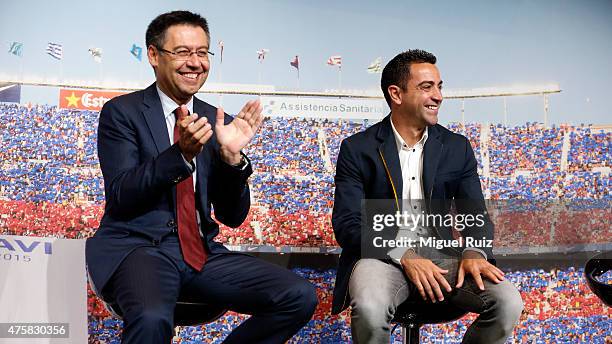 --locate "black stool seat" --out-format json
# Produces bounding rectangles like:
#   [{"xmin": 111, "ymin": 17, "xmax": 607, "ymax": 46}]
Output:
[
  {"xmin": 584, "ymin": 251, "xmax": 612, "ymax": 307},
  {"xmin": 393, "ymin": 300, "xmax": 467, "ymax": 344},
  {"xmin": 107, "ymin": 300, "xmax": 226, "ymax": 326},
  {"xmin": 173, "ymin": 301, "xmax": 227, "ymax": 326}
]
